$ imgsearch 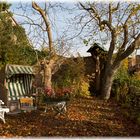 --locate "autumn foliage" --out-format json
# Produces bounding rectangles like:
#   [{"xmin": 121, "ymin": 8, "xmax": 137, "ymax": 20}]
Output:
[{"xmin": 0, "ymin": 98, "xmax": 140, "ymax": 137}]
